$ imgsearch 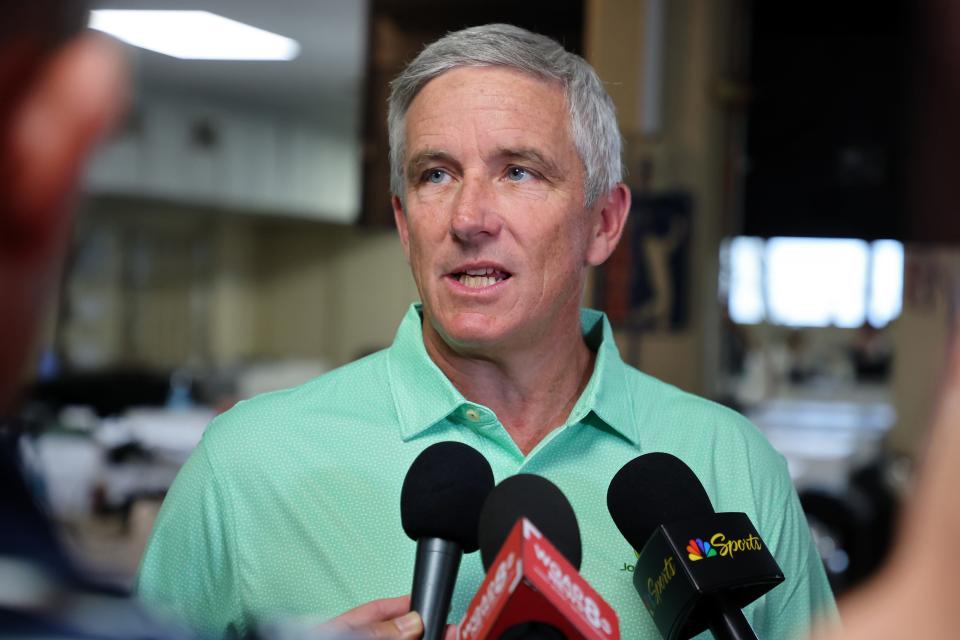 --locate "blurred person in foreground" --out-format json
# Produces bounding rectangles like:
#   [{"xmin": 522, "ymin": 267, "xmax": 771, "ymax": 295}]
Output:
[
  {"xmin": 0, "ymin": 3, "xmax": 124, "ymax": 413},
  {"xmin": 0, "ymin": 3, "xmax": 210, "ymax": 638},
  {"xmin": 0, "ymin": 1, "xmax": 146, "ymax": 636},
  {"xmin": 812, "ymin": 330, "xmax": 960, "ymax": 640},
  {"xmin": 137, "ymin": 24, "xmax": 835, "ymax": 639}
]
